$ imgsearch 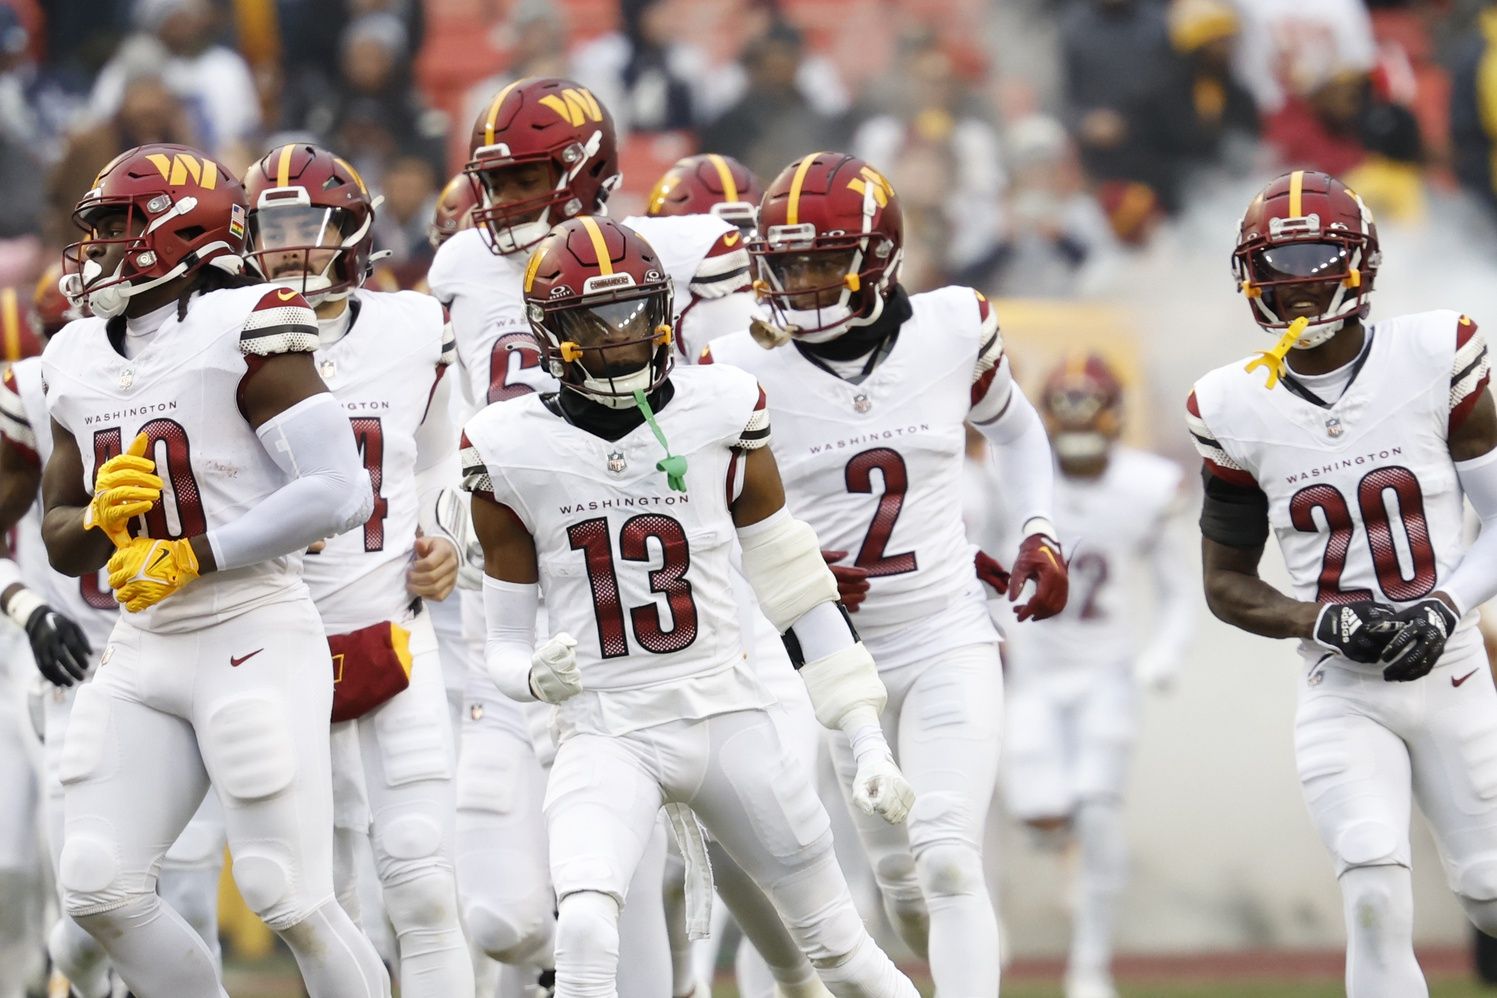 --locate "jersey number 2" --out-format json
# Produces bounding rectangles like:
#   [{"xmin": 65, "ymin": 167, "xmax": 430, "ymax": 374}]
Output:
[
  {"xmin": 845, "ymin": 448, "xmax": 917, "ymax": 577},
  {"xmin": 568, "ymin": 514, "xmax": 699, "ymax": 658},
  {"xmin": 1289, "ymin": 465, "xmax": 1437, "ymax": 604}
]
